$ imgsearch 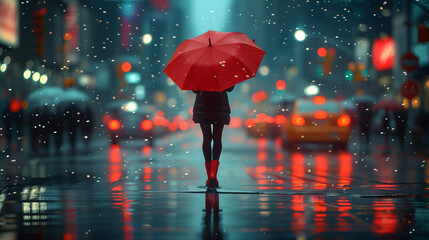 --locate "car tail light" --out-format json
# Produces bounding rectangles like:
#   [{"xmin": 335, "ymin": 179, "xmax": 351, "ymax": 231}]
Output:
[
  {"xmin": 141, "ymin": 120, "xmax": 153, "ymax": 130},
  {"xmin": 337, "ymin": 115, "xmax": 351, "ymax": 127},
  {"xmin": 274, "ymin": 115, "xmax": 287, "ymax": 125},
  {"xmin": 108, "ymin": 120, "xmax": 121, "ymax": 130},
  {"xmin": 314, "ymin": 111, "xmax": 327, "ymax": 119},
  {"xmin": 245, "ymin": 118, "xmax": 255, "ymax": 128},
  {"xmin": 313, "ymin": 96, "xmax": 326, "ymax": 105},
  {"xmin": 291, "ymin": 114, "xmax": 305, "ymax": 126}
]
